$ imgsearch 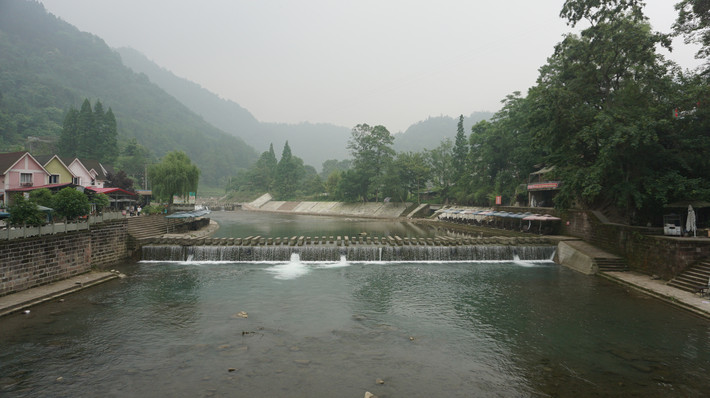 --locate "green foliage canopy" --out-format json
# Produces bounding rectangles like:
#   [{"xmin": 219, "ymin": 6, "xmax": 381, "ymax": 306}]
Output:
[
  {"xmin": 148, "ymin": 151, "xmax": 200, "ymax": 206},
  {"xmin": 52, "ymin": 187, "xmax": 90, "ymax": 220},
  {"xmin": 8, "ymin": 194, "xmax": 45, "ymax": 226}
]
